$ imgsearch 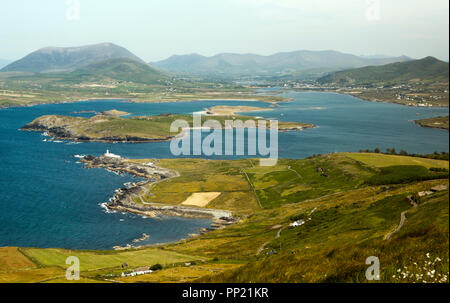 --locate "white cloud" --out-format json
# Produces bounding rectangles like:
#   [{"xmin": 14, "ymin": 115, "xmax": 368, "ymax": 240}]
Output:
[{"xmin": 233, "ymin": 0, "xmax": 367, "ymax": 24}]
